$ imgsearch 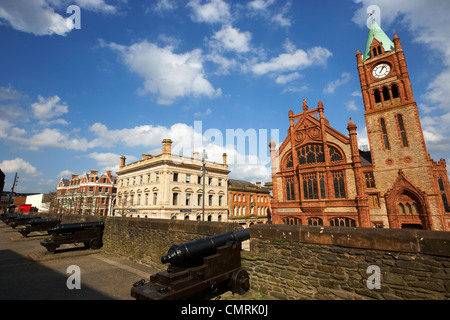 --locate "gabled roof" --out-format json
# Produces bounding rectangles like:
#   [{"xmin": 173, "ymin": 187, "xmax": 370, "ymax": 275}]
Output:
[{"xmin": 363, "ymin": 19, "xmax": 395, "ymax": 61}]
